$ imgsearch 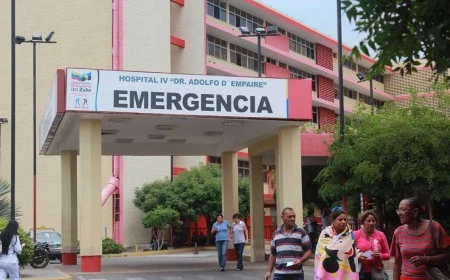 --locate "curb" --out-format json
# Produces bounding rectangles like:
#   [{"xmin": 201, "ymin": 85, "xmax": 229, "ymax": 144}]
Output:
[{"xmin": 102, "ymin": 246, "xmax": 200, "ymax": 258}]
